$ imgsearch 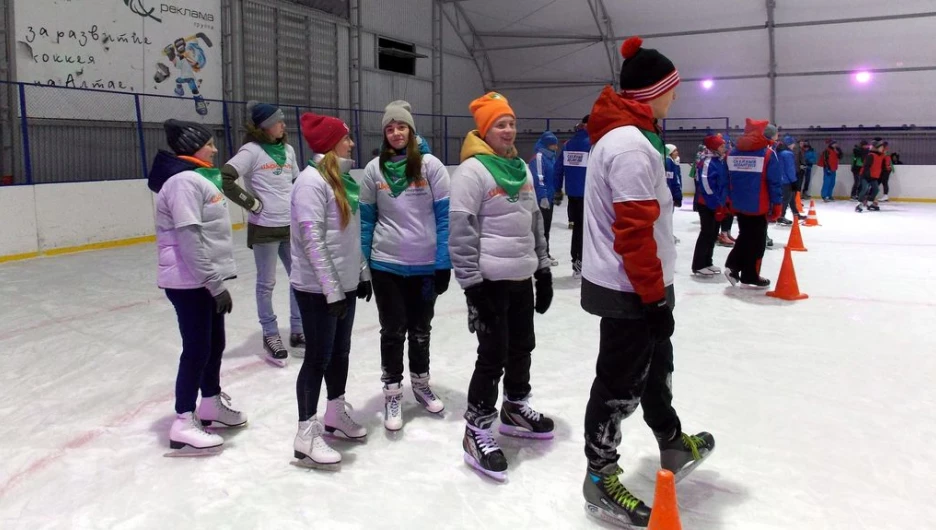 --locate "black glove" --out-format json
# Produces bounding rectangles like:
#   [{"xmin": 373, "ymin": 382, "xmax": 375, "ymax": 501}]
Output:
[
  {"xmin": 213, "ymin": 290, "xmax": 233, "ymax": 314},
  {"xmin": 356, "ymin": 281, "xmax": 372, "ymax": 302},
  {"xmin": 434, "ymin": 269, "xmax": 451, "ymax": 295},
  {"xmin": 533, "ymin": 268, "xmax": 553, "ymax": 314},
  {"xmin": 554, "ymin": 190, "xmax": 564, "ymax": 206},
  {"xmin": 465, "ymin": 284, "xmax": 496, "ymax": 334},
  {"xmin": 327, "ymin": 298, "xmax": 349, "ymax": 319},
  {"xmin": 643, "ymin": 298, "xmax": 675, "ymax": 340}
]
